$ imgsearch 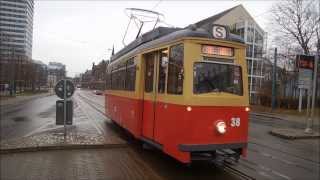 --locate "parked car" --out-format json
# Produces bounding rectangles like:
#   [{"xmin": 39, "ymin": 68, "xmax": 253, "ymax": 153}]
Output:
[{"xmin": 93, "ymin": 90, "xmax": 103, "ymax": 95}]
